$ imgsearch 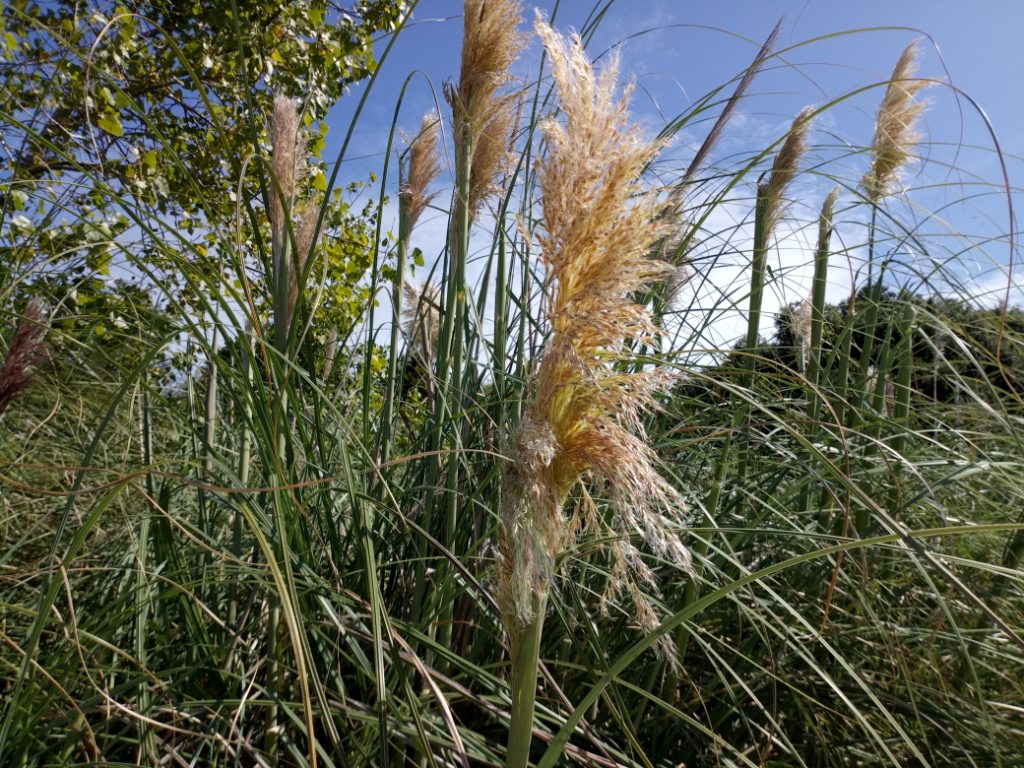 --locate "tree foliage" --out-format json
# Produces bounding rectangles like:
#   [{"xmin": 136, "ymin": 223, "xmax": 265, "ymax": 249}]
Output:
[{"xmin": 1, "ymin": 0, "xmax": 405, "ymax": 328}]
